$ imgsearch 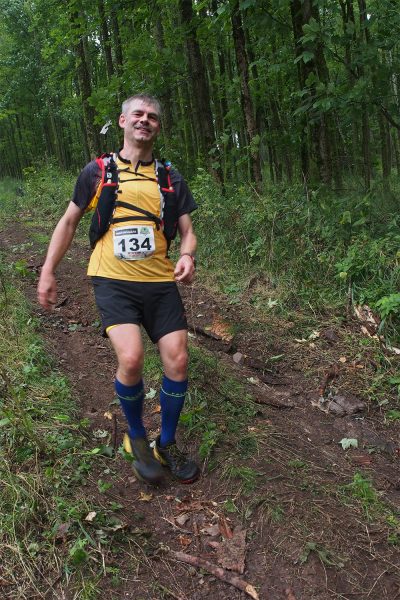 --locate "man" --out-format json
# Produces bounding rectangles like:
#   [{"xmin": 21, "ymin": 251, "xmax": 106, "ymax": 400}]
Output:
[{"xmin": 37, "ymin": 93, "xmax": 199, "ymax": 485}]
